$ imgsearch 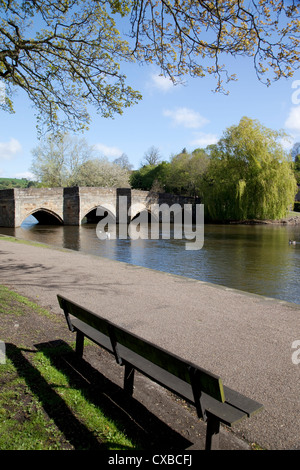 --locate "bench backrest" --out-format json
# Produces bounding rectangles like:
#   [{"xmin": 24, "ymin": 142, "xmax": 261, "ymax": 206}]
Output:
[{"xmin": 57, "ymin": 294, "xmax": 225, "ymax": 404}]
